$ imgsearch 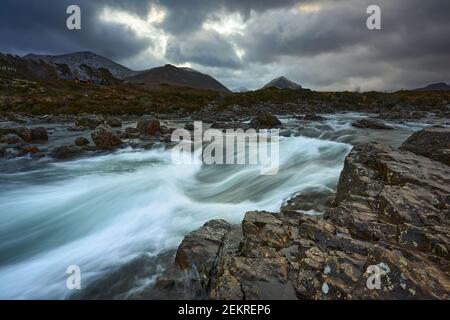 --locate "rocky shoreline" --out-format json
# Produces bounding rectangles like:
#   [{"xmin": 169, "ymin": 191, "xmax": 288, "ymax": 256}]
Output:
[
  {"xmin": 1, "ymin": 108, "xmax": 449, "ymax": 300},
  {"xmin": 150, "ymin": 127, "xmax": 450, "ymax": 300}
]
